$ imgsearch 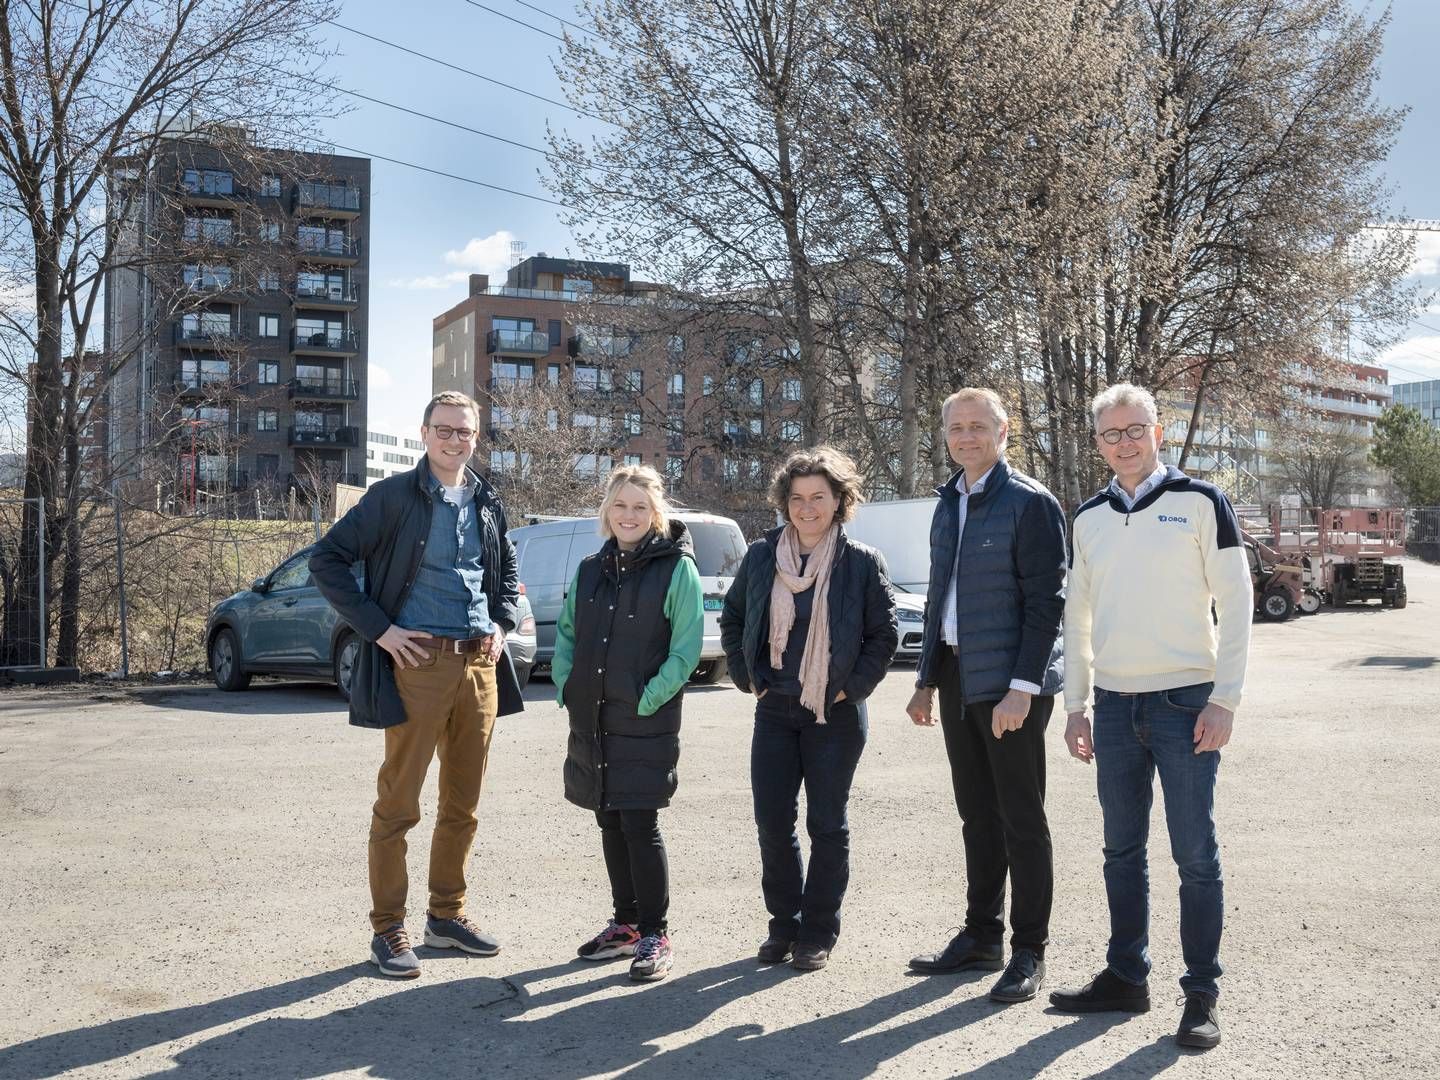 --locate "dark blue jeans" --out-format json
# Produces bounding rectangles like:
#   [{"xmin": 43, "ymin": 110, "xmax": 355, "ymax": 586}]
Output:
[
  {"xmin": 751, "ymin": 692, "xmax": 868, "ymax": 950},
  {"xmin": 1093, "ymin": 682, "xmax": 1224, "ymax": 997}
]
